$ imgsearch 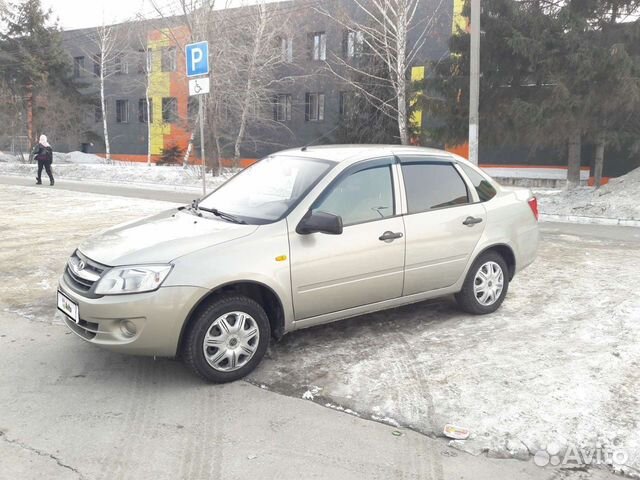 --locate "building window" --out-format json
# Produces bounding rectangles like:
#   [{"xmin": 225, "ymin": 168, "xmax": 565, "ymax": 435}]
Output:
[
  {"xmin": 93, "ymin": 54, "xmax": 101, "ymax": 77},
  {"xmin": 161, "ymin": 47, "xmax": 176, "ymax": 72},
  {"xmin": 305, "ymin": 92, "xmax": 325, "ymax": 122},
  {"xmin": 339, "ymin": 92, "xmax": 352, "ymax": 116},
  {"xmin": 162, "ymin": 97, "xmax": 178, "ymax": 123},
  {"xmin": 94, "ymin": 104, "xmax": 102, "ymax": 123},
  {"xmin": 279, "ymin": 36, "xmax": 293, "ymax": 63},
  {"xmin": 344, "ymin": 30, "xmax": 364, "ymax": 59},
  {"xmin": 309, "ymin": 32, "xmax": 326, "ymax": 61},
  {"xmin": 115, "ymin": 54, "xmax": 128, "ymax": 75},
  {"xmin": 138, "ymin": 49, "xmax": 152, "ymax": 73},
  {"xmin": 116, "ymin": 100, "xmax": 129, "ymax": 123},
  {"xmin": 138, "ymin": 98, "xmax": 152, "ymax": 123},
  {"xmin": 187, "ymin": 97, "xmax": 199, "ymax": 124},
  {"xmin": 73, "ymin": 56, "xmax": 84, "ymax": 78},
  {"xmin": 274, "ymin": 94, "xmax": 292, "ymax": 122}
]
